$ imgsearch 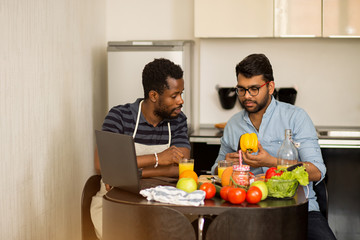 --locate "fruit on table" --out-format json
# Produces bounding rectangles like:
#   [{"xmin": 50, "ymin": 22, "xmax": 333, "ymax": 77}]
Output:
[
  {"xmin": 221, "ymin": 167, "xmax": 233, "ymax": 186},
  {"xmin": 176, "ymin": 178, "xmax": 198, "ymax": 193},
  {"xmin": 246, "ymin": 186, "xmax": 262, "ymax": 204},
  {"xmin": 240, "ymin": 133, "xmax": 258, "ymax": 153},
  {"xmin": 220, "ymin": 186, "xmax": 233, "ymax": 201},
  {"xmin": 228, "ymin": 187, "xmax": 246, "ymax": 204},
  {"xmin": 199, "ymin": 182, "xmax": 216, "ymax": 199},
  {"xmin": 265, "ymin": 167, "xmax": 284, "ymax": 179},
  {"xmin": 179, "ymin": 170, "xmax": 198, "ymax": 183},
  {"xmin": 250, "ymin": 180, "xmax": 268, "ymax": 200}
]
